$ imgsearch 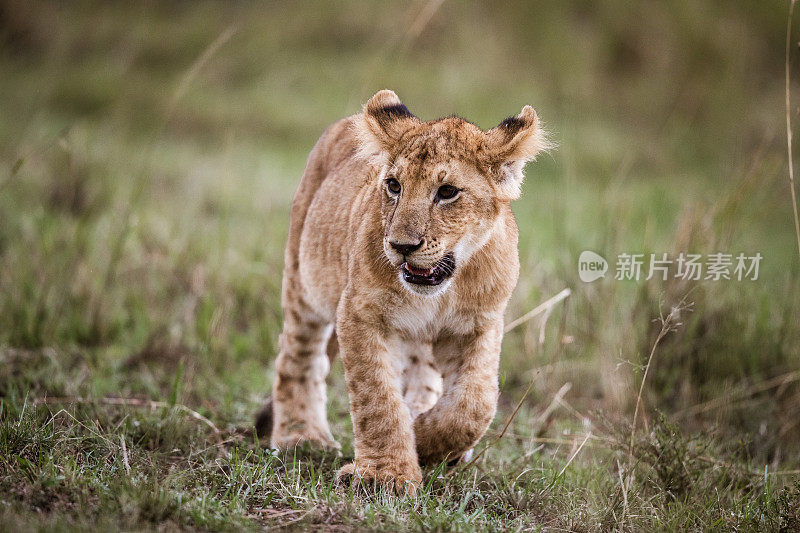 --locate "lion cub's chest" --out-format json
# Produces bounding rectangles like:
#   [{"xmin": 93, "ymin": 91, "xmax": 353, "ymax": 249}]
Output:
[{"xmin": 387, "ymin": 295, "xmax": 476, "ymax": 341}]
